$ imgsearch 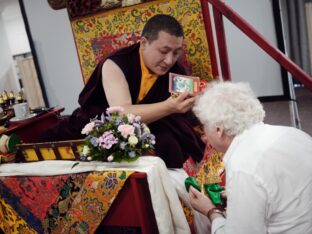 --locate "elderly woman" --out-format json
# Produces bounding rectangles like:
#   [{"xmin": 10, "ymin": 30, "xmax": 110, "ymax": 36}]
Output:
[{"xmin": 189, "ymin": 81, "xmax": 312, "ymax": 234}]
